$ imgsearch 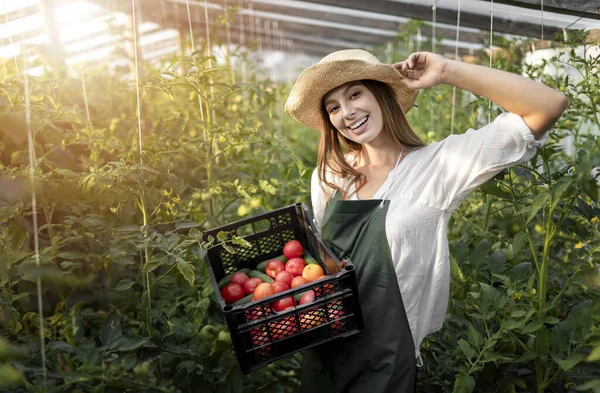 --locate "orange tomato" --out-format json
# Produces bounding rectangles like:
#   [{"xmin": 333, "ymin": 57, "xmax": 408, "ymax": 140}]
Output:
[
  {"xmin": 291, "ymin": 276, "xmax": 309, "ymax": 288},
  {"xmin": 268, "ymin": 315, "xmax": 297, "ymax": 339},
  {"xmin": 327, "ymin": 300, "xmax": 345, "ymax": 330},
  {"xmin": 299, "ymin": 309, "xmax": 325, "ymax": 330},
  {"xmin": 302, "ymin": 264, "xmax": 325, "ymax": 282}
]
